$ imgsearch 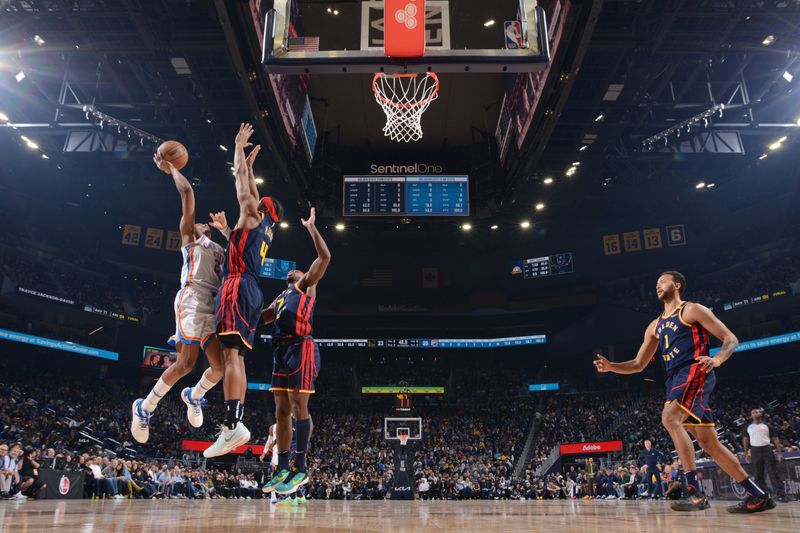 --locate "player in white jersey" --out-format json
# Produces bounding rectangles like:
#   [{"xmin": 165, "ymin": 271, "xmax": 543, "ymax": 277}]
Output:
[{"xmin": 130, "ymin": 154, "xmax": 230, "ymax": 444}]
